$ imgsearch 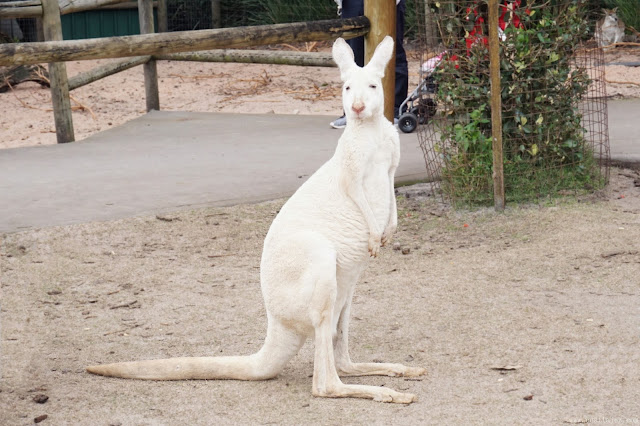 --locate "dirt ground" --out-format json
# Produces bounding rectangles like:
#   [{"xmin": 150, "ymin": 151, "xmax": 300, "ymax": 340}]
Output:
[
  {"xmin": 1, "ymin": 167, "xmax": 639, "ymax": 425},
  {"xmin": 1, "ymin": 44, "xmax": 640, "ymax": 424},
  {"xmin": 1, "ymin": 46, "xmax": 639, "ymax": 150}
]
